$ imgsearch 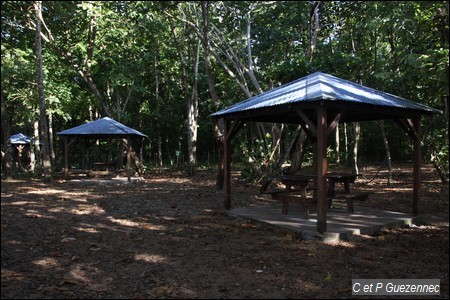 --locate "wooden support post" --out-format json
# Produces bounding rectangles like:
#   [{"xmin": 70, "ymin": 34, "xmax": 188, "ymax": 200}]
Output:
[
  {"xmin": 395, "ymin": 117, "xmax": 422, "ymax": 215},
  {"xmin": 223, "ymin": 119, "xmax": 231, "ymax": 209},
  {"xmin": 127, "ymin": 135, "xmax": 131, "ymax": 182},
  {"xmin": 316, "ymin": 105, "xmax": 328, "ymax": 233},
  {"xmin": 412, "ymin": 117, "xmax": 421, "ymax": 215},
  {"xmin": 139, "ymin": 138, "xmax": 144, "ymax": 176},
  {"xmin": 64, "ymin": 136, "xmax": 68, "ymax": 178}
]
